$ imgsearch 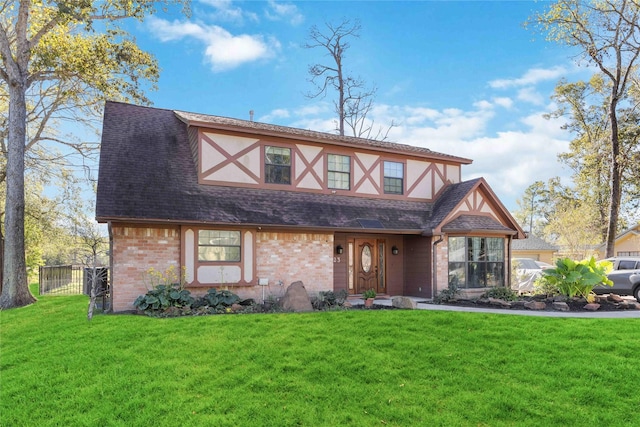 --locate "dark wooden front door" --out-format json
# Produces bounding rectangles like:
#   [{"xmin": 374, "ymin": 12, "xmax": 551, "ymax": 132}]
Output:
[{"xmin": 356, "ymin": 239, "xmax": 378, "ymax": 294}]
